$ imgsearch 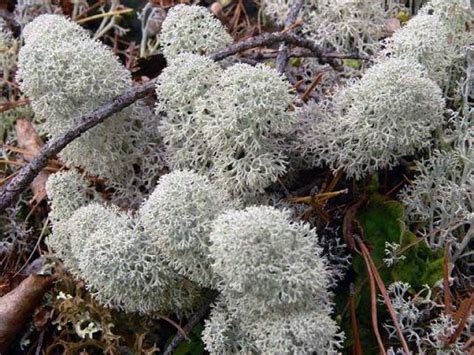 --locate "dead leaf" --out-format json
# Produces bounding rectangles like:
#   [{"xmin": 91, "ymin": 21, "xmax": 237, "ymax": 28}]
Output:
[
  {"xmin": 0, "ymin": 274, "xmax": 55, "ymax": 353},
  {"xmin": 15, "ymin": 119, "xmax": 50, "ymax": 205}
]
